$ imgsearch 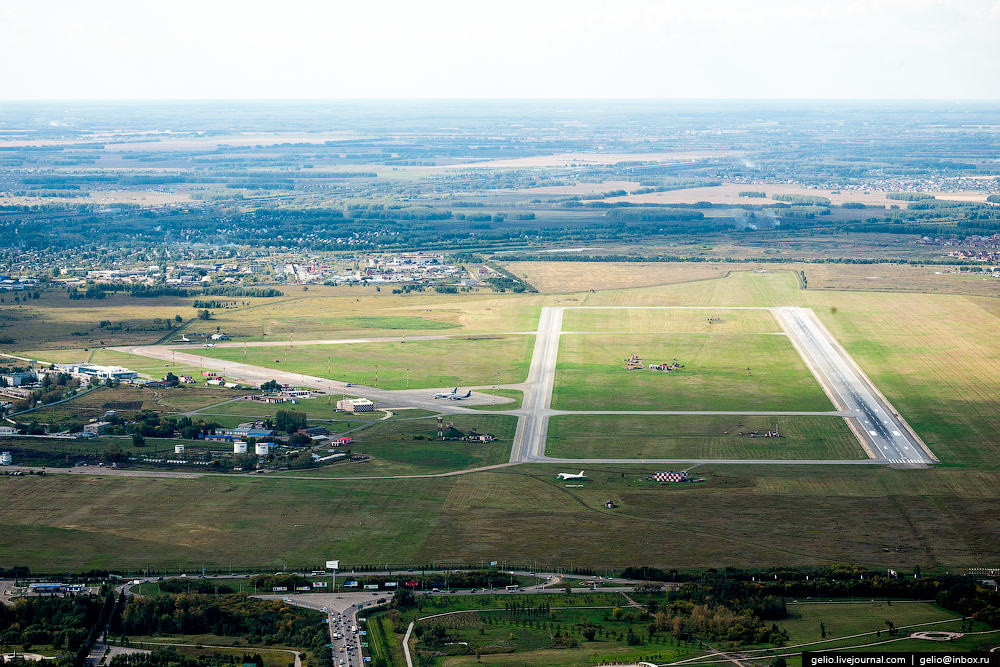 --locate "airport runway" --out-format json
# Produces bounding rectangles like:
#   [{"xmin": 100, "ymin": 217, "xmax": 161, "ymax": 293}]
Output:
[
  {"xmin": 118, "ymin": 304, "xmax": 936, "ymax": 471},
  {"xmin": 774, "ymin": 306, "xmax": 936, "ymax": 464},
  {"xmin": 507, "ymin": 305, "xmax": 935, "ymax": 466}
]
